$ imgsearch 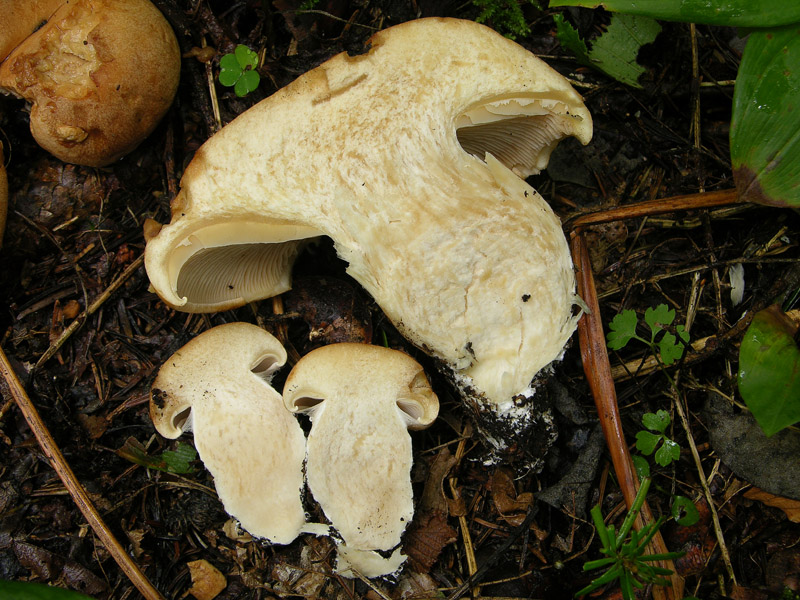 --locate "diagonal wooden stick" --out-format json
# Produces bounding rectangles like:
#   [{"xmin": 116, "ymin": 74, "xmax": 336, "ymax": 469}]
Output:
[
  {"xmin": 571, "ymin": 229, "xmax": 684, "ymax": 600},
  {"xmin": 0, "ymin": 347, "xmax": 166, "ymax": 600},
  {"xmin": 567, "ymin": 188, "xmax": 739, "ymax": 229}
]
